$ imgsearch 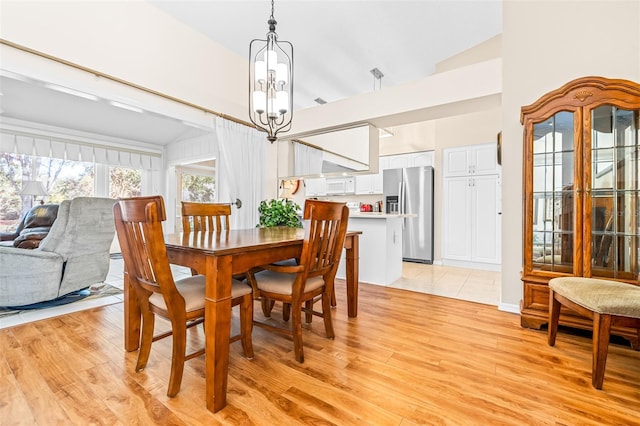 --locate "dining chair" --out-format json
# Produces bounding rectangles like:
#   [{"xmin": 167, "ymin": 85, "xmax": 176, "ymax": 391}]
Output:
[
  {"xmin": 548, "ymin": 276, "xmax": 640, "ymax": 389},
  {"xmin": 246, "ymin": 200, "xmax": 349, "ymax": 362},
  {"xmin": 181, "ymin": 201, "xmax": 231, "ymax": 232},
  {"xmin": 114, "ymin": 195, "xmax": 254, "ymax": 397},
  {"xmin": 181, "ymin": 201, "xmax": 241, "ymax": 278}
]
